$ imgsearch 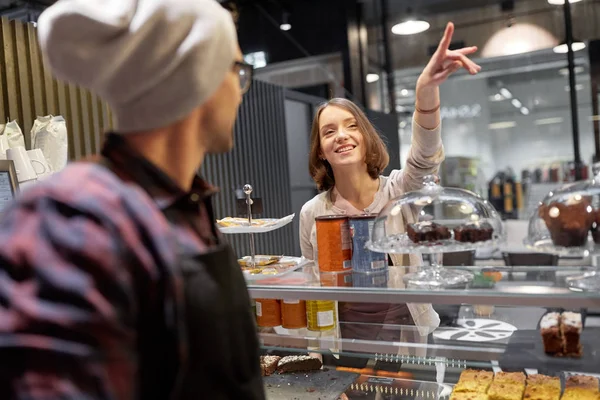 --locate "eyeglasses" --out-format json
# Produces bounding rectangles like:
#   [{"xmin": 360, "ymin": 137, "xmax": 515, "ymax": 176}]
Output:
[{"xmin": 233, "ymin": 61, "xmax": 254, "ymax": 94}]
